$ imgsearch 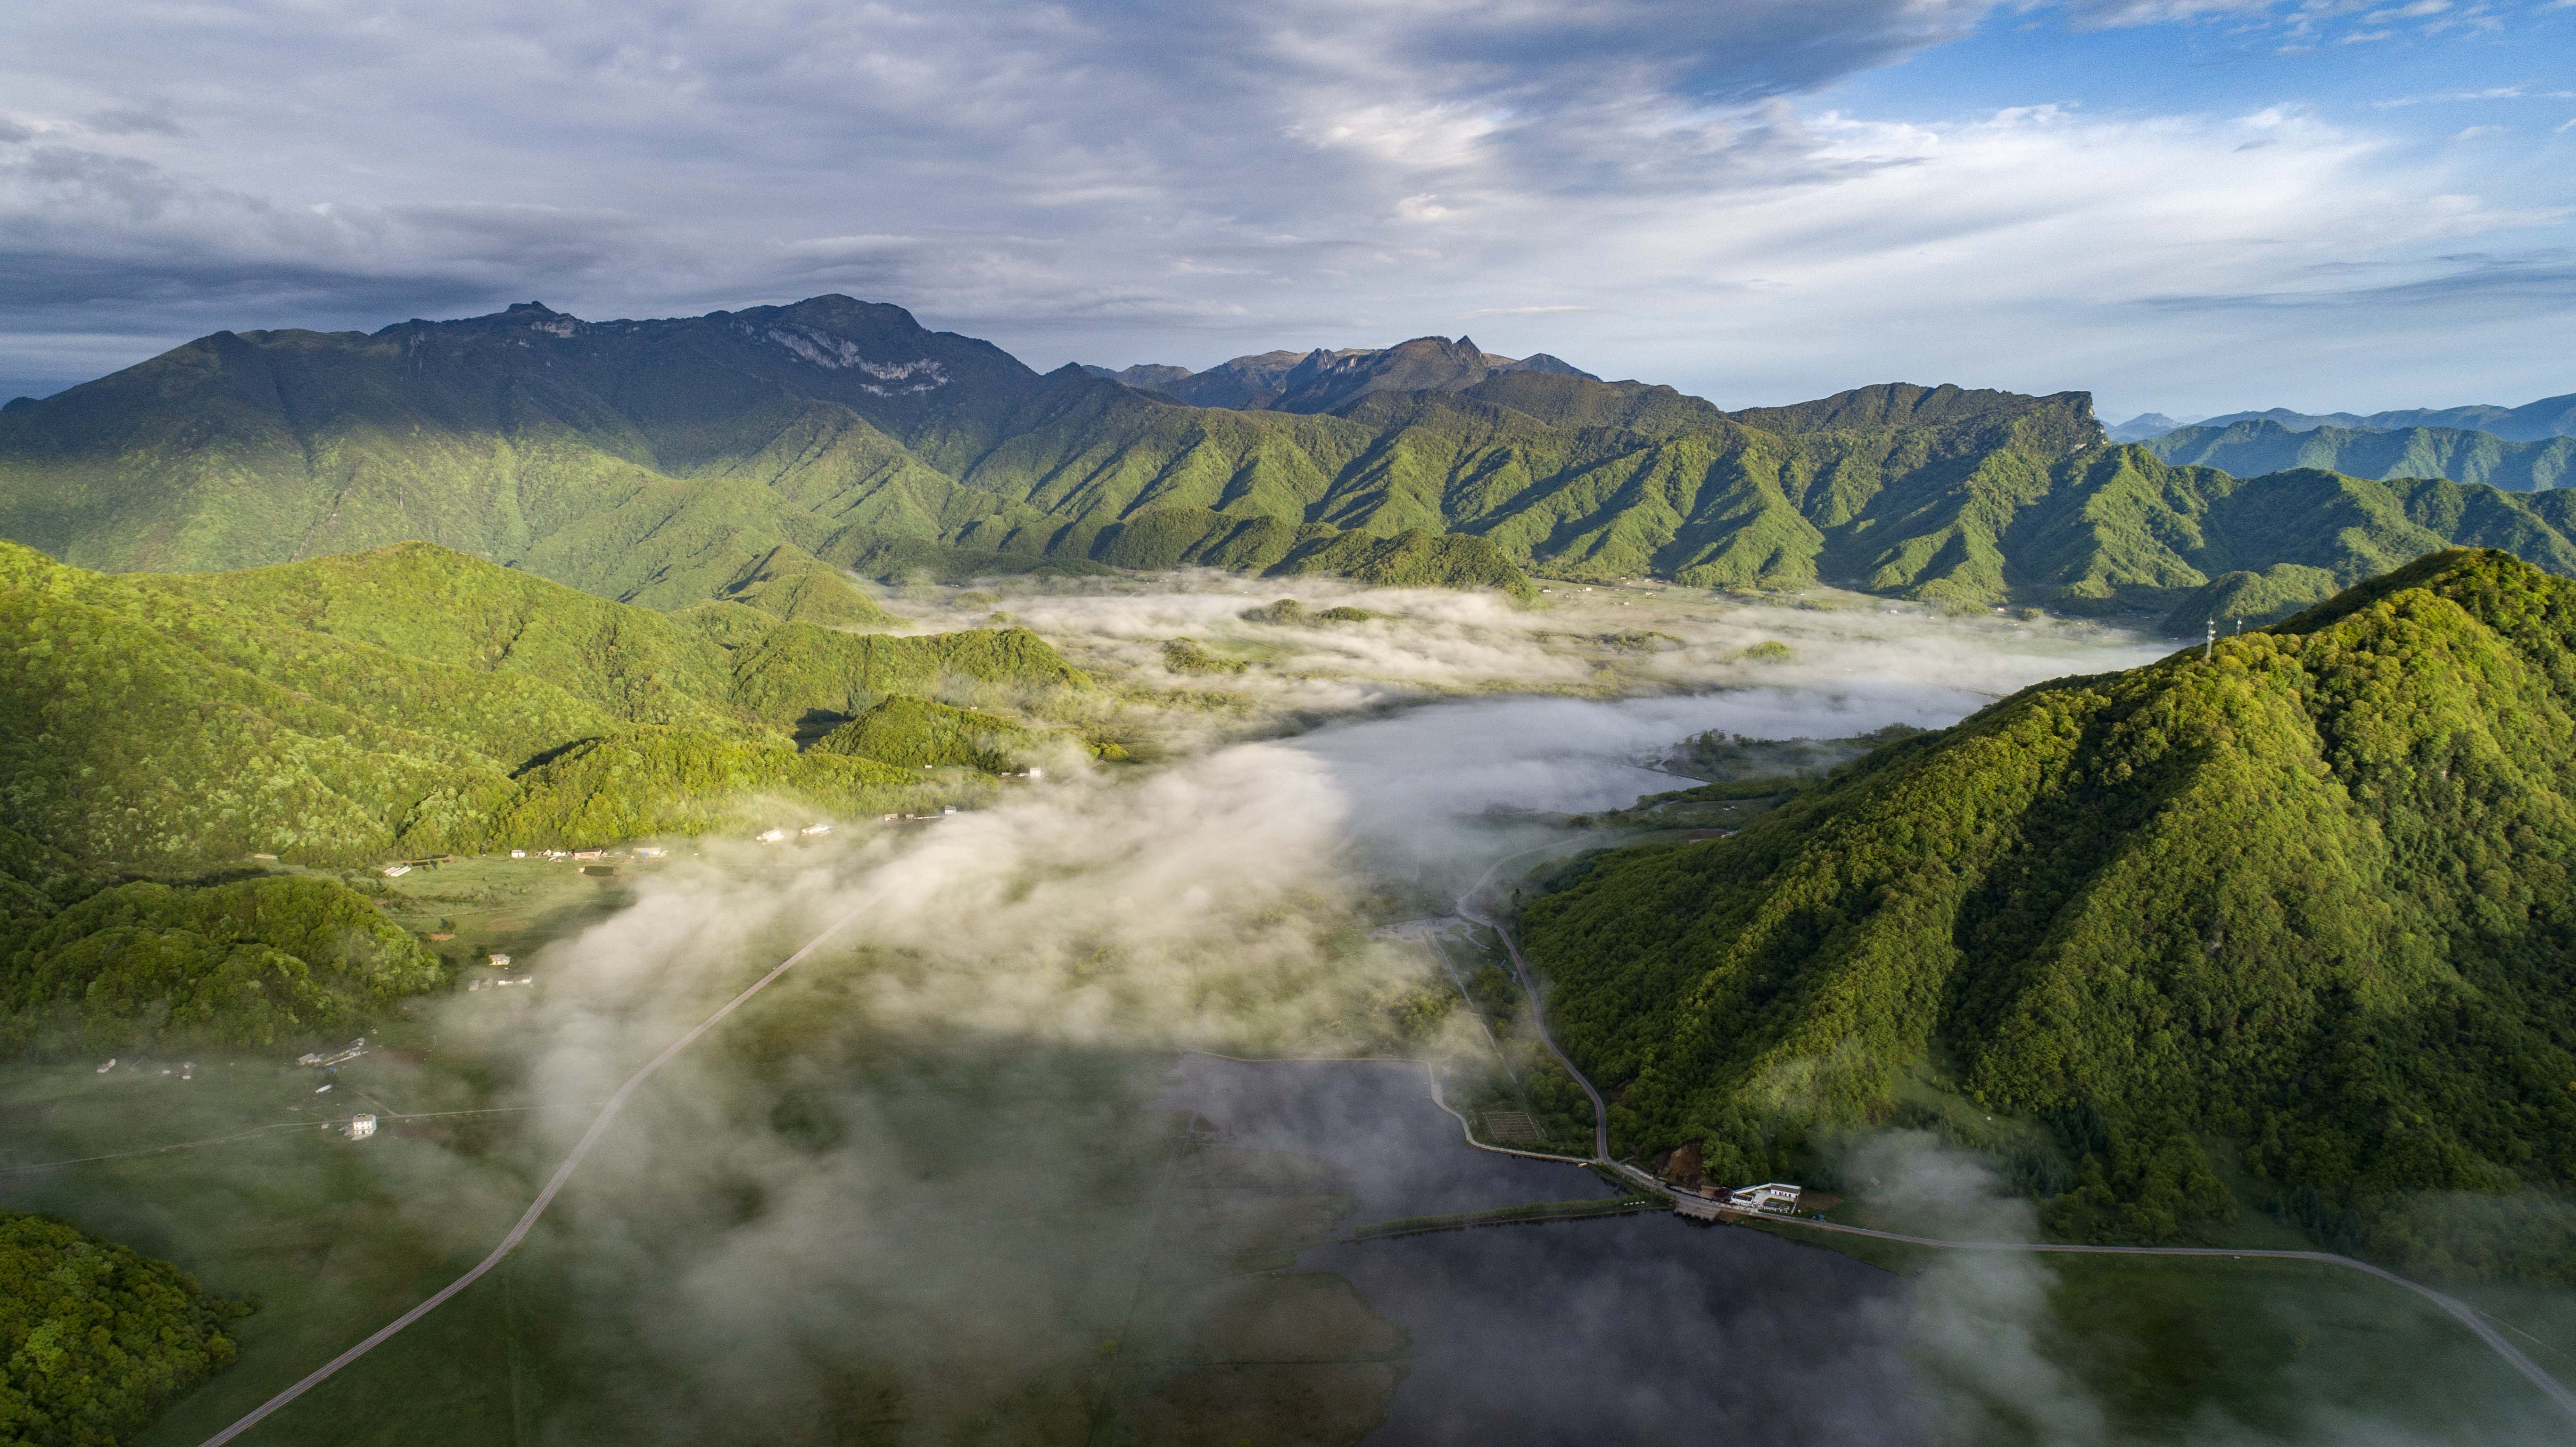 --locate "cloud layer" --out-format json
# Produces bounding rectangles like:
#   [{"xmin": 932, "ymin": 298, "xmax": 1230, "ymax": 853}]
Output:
[{"xmin": 1, "ymin": 1, "xmax": 2569, "ymax": 413}]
